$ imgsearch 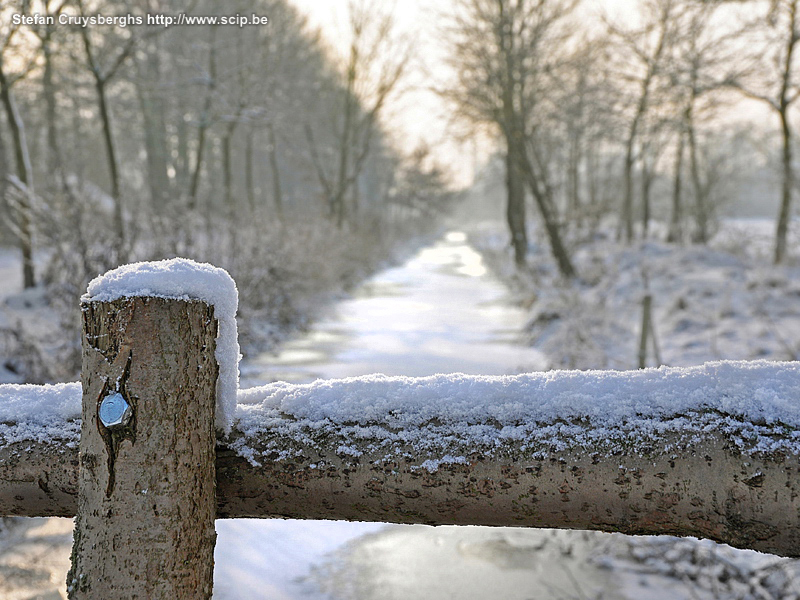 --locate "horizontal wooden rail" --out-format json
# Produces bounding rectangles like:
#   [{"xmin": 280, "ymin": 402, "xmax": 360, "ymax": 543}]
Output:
[{"xmin": 1, "ymin": 421, "xmax": 798, "ymax": 557}]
